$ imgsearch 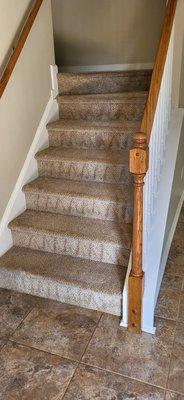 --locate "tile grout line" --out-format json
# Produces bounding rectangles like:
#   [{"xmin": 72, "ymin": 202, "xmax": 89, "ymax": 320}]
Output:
[
  {"xmin": 79, "ymin": 312, "xmax": 103, "ymax": 362},
  {"xmin": 66, "ymin": 310, "xmax": 170, "ymax": 393},
  {"xmin": 79, "ymin": 360, "xmax": 167, "ymax": 392},
  {"xmin": 0, "ymin": 297, "xmax": 39, "ymax": 354},
  {"xmin": 60, "ymin": 312, "xmax": 103, "ymax": 399},
  {"xmin": 9, "ymin": 338, "xmax": 78, "ymax": 363}
]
